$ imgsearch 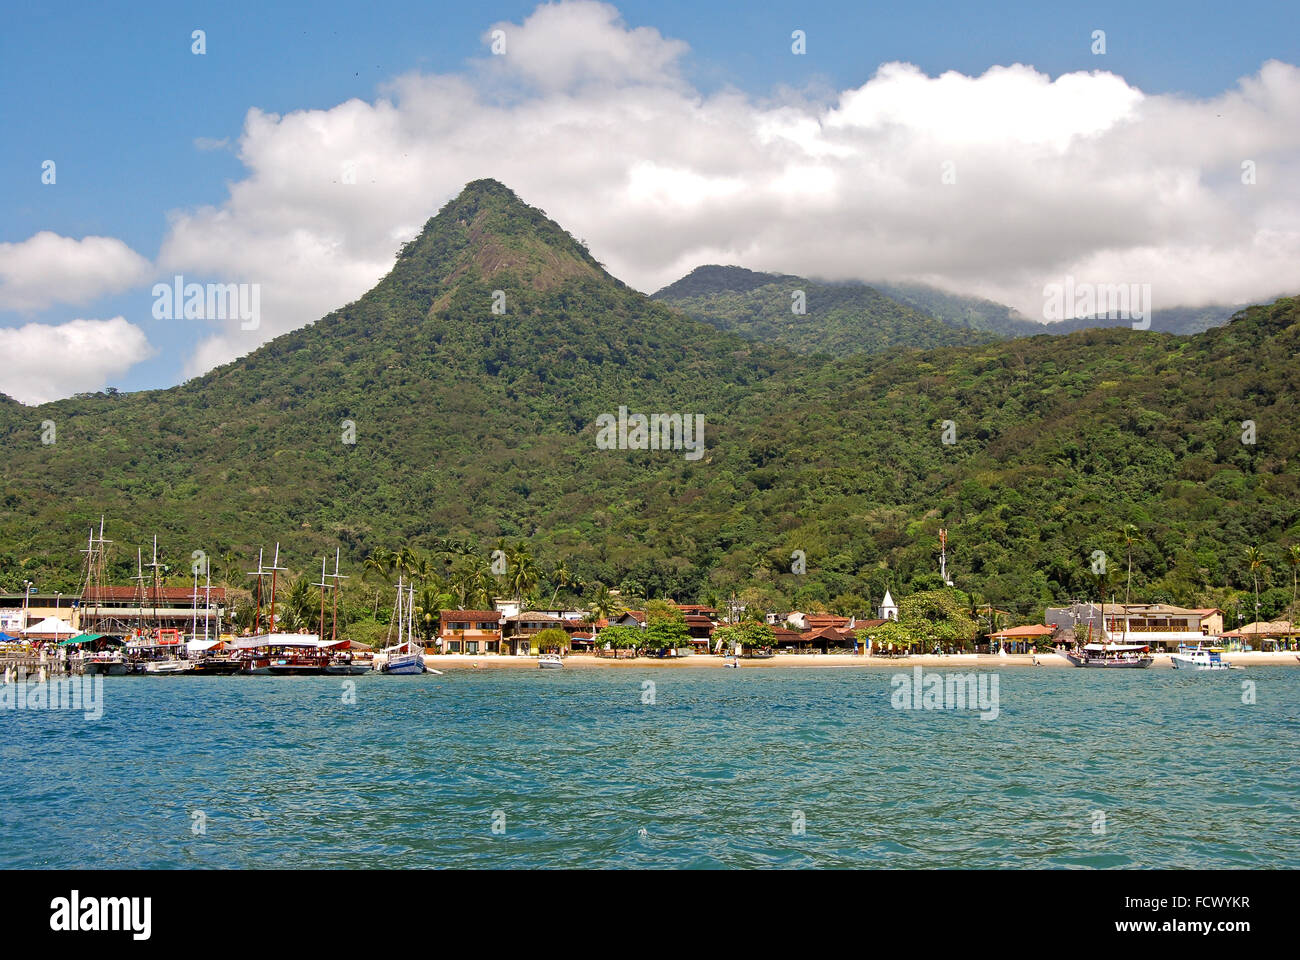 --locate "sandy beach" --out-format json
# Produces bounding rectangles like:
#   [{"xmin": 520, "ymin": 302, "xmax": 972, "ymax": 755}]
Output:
[{"xmin": 423, "ymin": 651, "xmax": 1300, "ymax": 670}]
